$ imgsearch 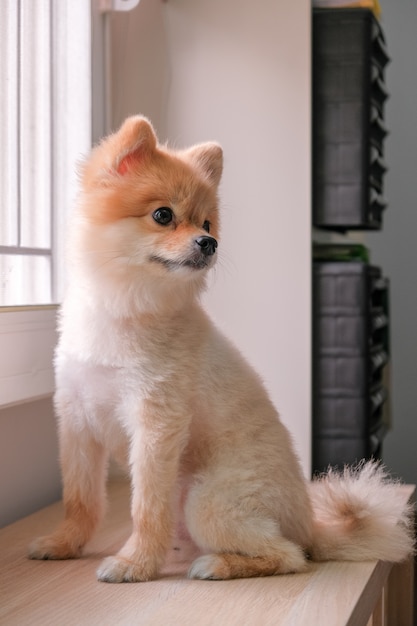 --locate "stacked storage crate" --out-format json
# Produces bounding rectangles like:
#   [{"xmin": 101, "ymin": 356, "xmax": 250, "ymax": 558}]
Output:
[
  {"xmin": 312, "ymin": 9, "xmax": 391, "ymax": 473},
  {"xmin": 312, "ymin": 248, "xmax": 390, "ymax": 472},
  {"xmin": 313, "ymin": 8, "xmax": 390, "ymax": 230}
]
